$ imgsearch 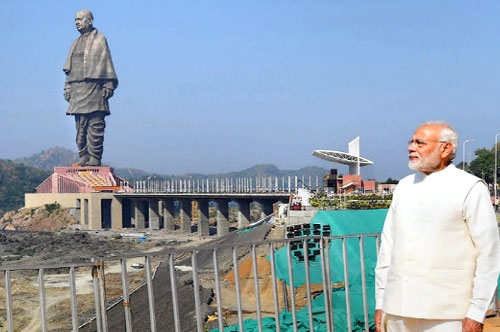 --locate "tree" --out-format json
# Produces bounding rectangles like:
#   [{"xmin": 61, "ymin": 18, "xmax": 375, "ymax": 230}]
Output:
[
  {"xmin": 469, "ymin": 148, "xmax": 494, "ymax": 184},
  {"xmin": 383, "ymin": 177, "xmax": 399, "ymax": 184}
]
